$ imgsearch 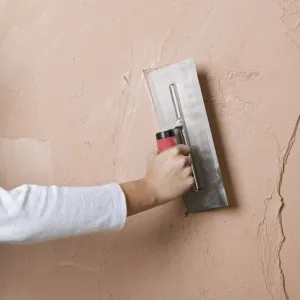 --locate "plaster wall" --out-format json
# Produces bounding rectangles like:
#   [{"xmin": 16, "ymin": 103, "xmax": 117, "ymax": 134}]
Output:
[{"xmin": 1, "ymin": 0, "xmax": 300, "ymax": 299}]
